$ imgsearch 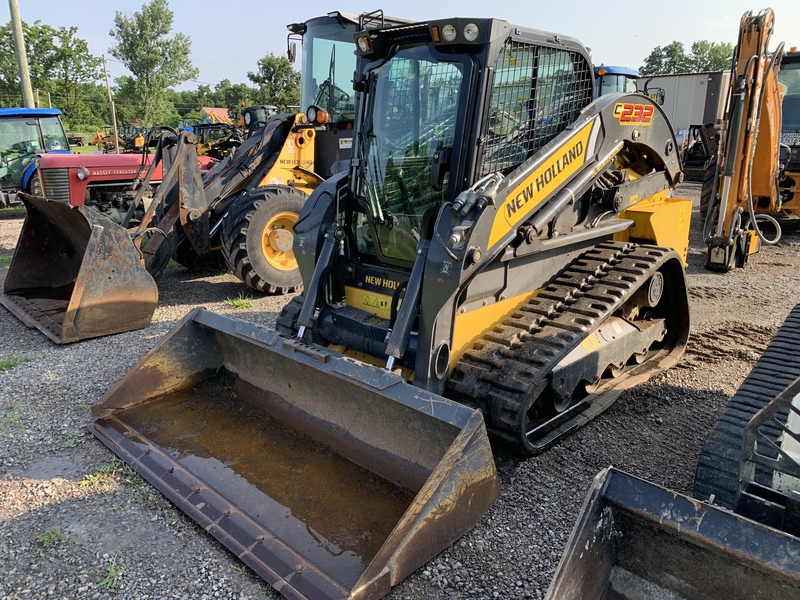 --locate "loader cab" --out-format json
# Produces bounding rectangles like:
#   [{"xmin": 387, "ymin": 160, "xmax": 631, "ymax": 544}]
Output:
[
  {"xmin": 348, "ymin": 18, "xmax": 594, "ymax": 266},
  {"xmin": 594, "ymin": 65, "xmax": 640, "ymax": 97},
  {"xmin": 0, "ymin": 108, "xmax": 70, "ymax": 207},
  {"xmin": 780, "ymin": 50, "xmax": 800, "ymax": 173}
]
